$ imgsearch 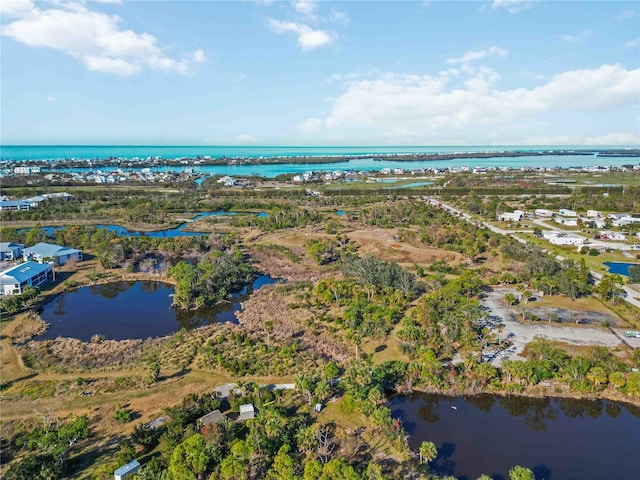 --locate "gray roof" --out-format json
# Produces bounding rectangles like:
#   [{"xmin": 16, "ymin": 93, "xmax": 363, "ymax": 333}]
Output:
[
  {"xmin": 25, "ymin": 196, "xmax": 46, "ymax": 203},
  {"xmin": 239, "ymin": 404, "xmax": 255, "ymax": 420},
  {"xmin": 0, "ymin": 261, "xmax": 51, "ymax": 284},
  {"xmin": 197, "ymin": 409, "xmax": 223, "ymax": 426},
  {"xmin": 114, "ymin": 460, "xmax": 140, "ymax": 477},
  {"xmin": 0, "ymin": 242, "xmax": 23, "ymax": 250},
  {"xmin": 23, "ymin": 242, "xmax": 80, "ymax": 258}
]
